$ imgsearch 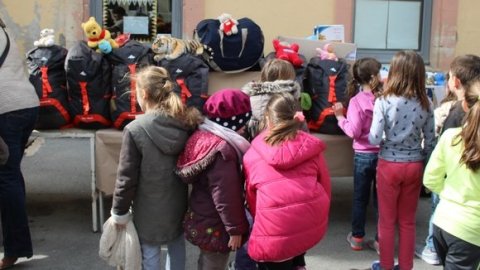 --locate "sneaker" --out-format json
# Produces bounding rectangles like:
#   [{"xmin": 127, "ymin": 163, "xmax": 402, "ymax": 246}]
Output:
[
  {"xmin": 371, "ymin": 260, "xmax": 381, "ymax": 270},
  {"xmin": 367, "ymin": 239, "xmax": 380, "ymax": 255},
  {"xmin": 414, "ymin": 245, "xmax": 440, "ymax": 265},
  {"xmin": 347, "ymin": 232, "xmax": 364, "ymax": 250},
  {"xmin": 371, "ymin": 261, "xmax": 398, "ymax": 270}
]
